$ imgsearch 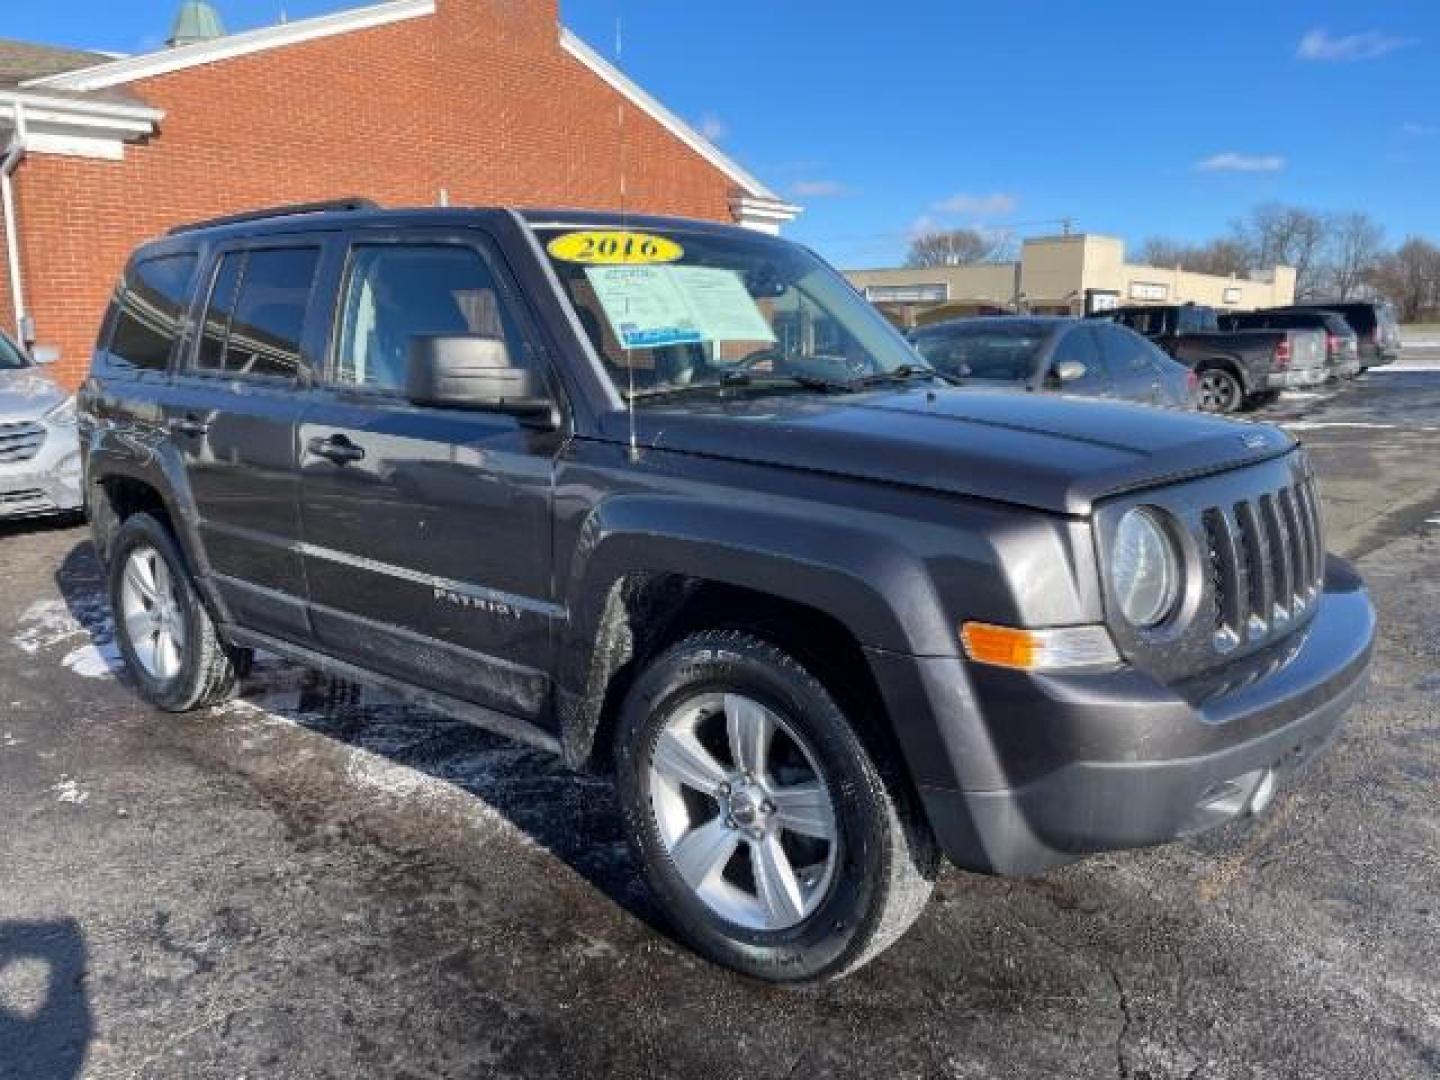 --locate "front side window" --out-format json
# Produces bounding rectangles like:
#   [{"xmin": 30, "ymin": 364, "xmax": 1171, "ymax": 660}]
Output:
[
  {"xmin": 912, "ymin": 323, "xmax": 1047, "ymax": 381},
  {"xmin": 1053, "ymin": 327, "xmax": 1110, "ymax": 393},
  {"xmin": 1102, "ymin": 325, "xmax": 1162, "ymax": 373},
  {"xmin": 108, "ymin": 254, "xmax": 199, "ymax": 371},
  {"xmin": 334, "ymin": 244, "xmax": 522, "ymax": 394},
  {"xmin": 196, "ymin": 247, "xmax": 319, "ymax": 380},
  {"xmin": 537, "ymin": 226, "xmax": 918, "ymax": 400}
]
